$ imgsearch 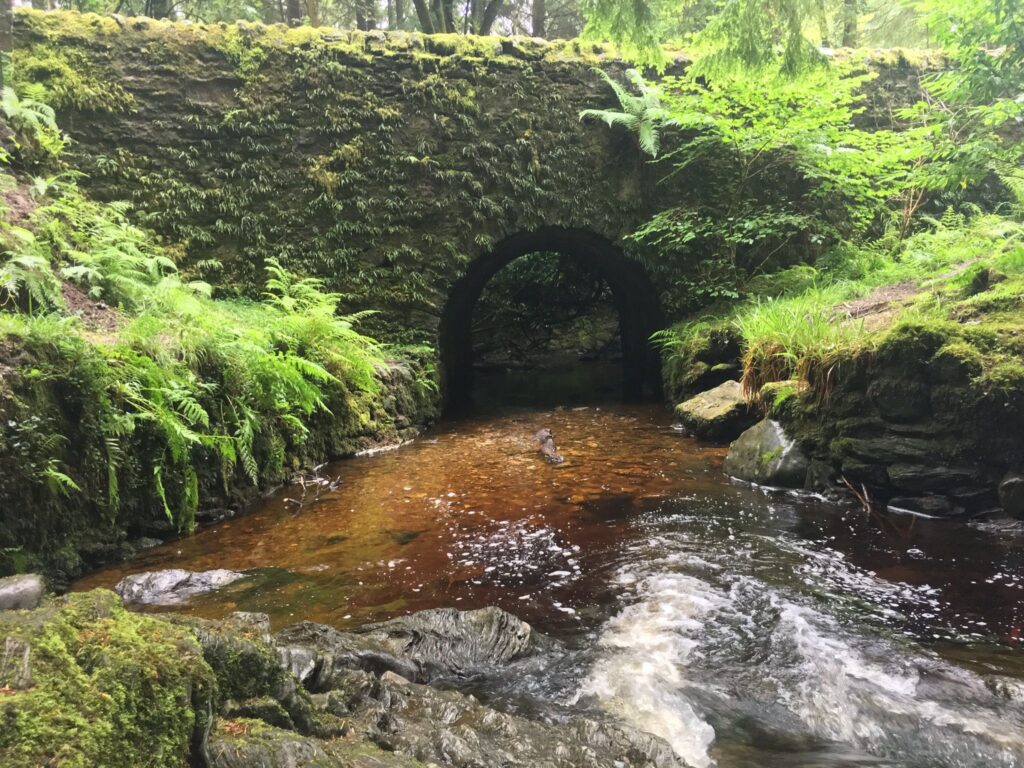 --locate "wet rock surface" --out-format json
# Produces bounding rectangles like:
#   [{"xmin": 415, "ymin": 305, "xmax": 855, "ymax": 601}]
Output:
[
  {"xmin": 277, "ymin": 606, "xmax": 558, "ymax": 687},
  {"xmin": 268, "ymin": 607, "xmax": 683, "ymax": 768},
  {"xmin": 999, "ymin": 471, "xmax": 1024, "ymax": 518},
  {"xmin": 3, "ymin": 593, "xmax": 680, "ymax": 767},
  {"xmin": 674, "ymin": 380, "xmax": 755, "ymax": 441},
  {"xmin": 114, "ymin": 568, "xmax": 245, "ymax": 605},
  {"xmin": 0, "ymin": 573, "xmax": 44, "ymax": 610},
  {"xmin": 723, "ymin": 419, "xmax": 810, "ymax": 488}
]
